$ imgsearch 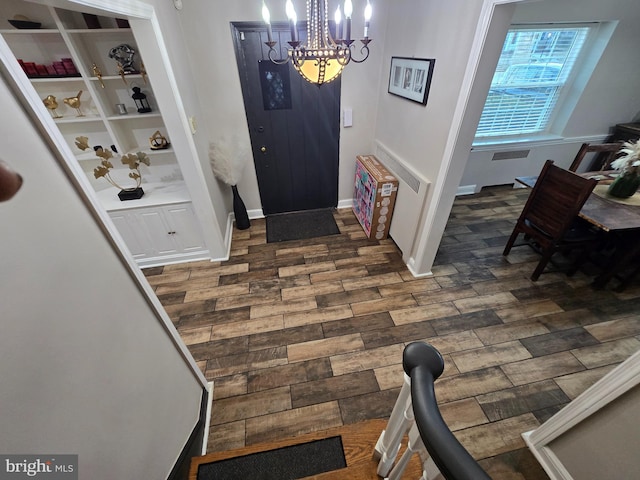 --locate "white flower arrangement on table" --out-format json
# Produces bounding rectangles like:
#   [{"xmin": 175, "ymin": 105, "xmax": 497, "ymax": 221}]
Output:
[{"xmin": 610, "ymin": 140, "xmax": 640, "ymax": 176}]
